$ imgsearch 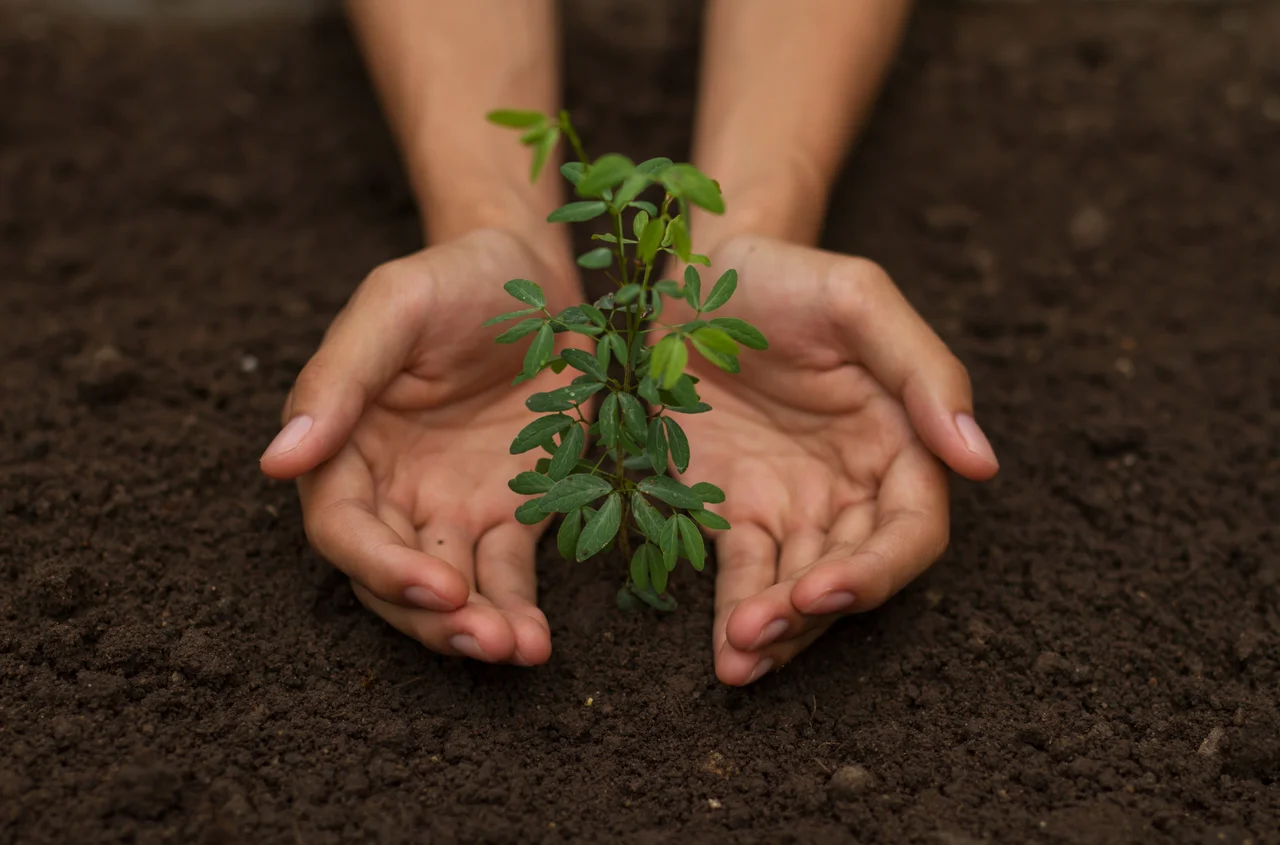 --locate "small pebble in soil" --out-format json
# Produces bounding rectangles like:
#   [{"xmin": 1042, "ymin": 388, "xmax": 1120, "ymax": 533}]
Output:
[
  {"xmin": 1069, "ymin": 205, "xmax": 1110, "ymax": 250},
  {"xmin": 1198, "ymin": 726, "xmax": 1226, "ymax": 756},
  {"xmin": 706, "ymin": 798, "xmax": 722, "ymax": 810},
  {"xmin": 240, "ymin": 354, "xmax": 259, "ymax": 373},
  {"xmin": 828, "ymin": 764, "xmax": 875, "ymax": 800},
  {"xmin": 74, "ymin": 344, "xmax": 138, "ymax": 406}
]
